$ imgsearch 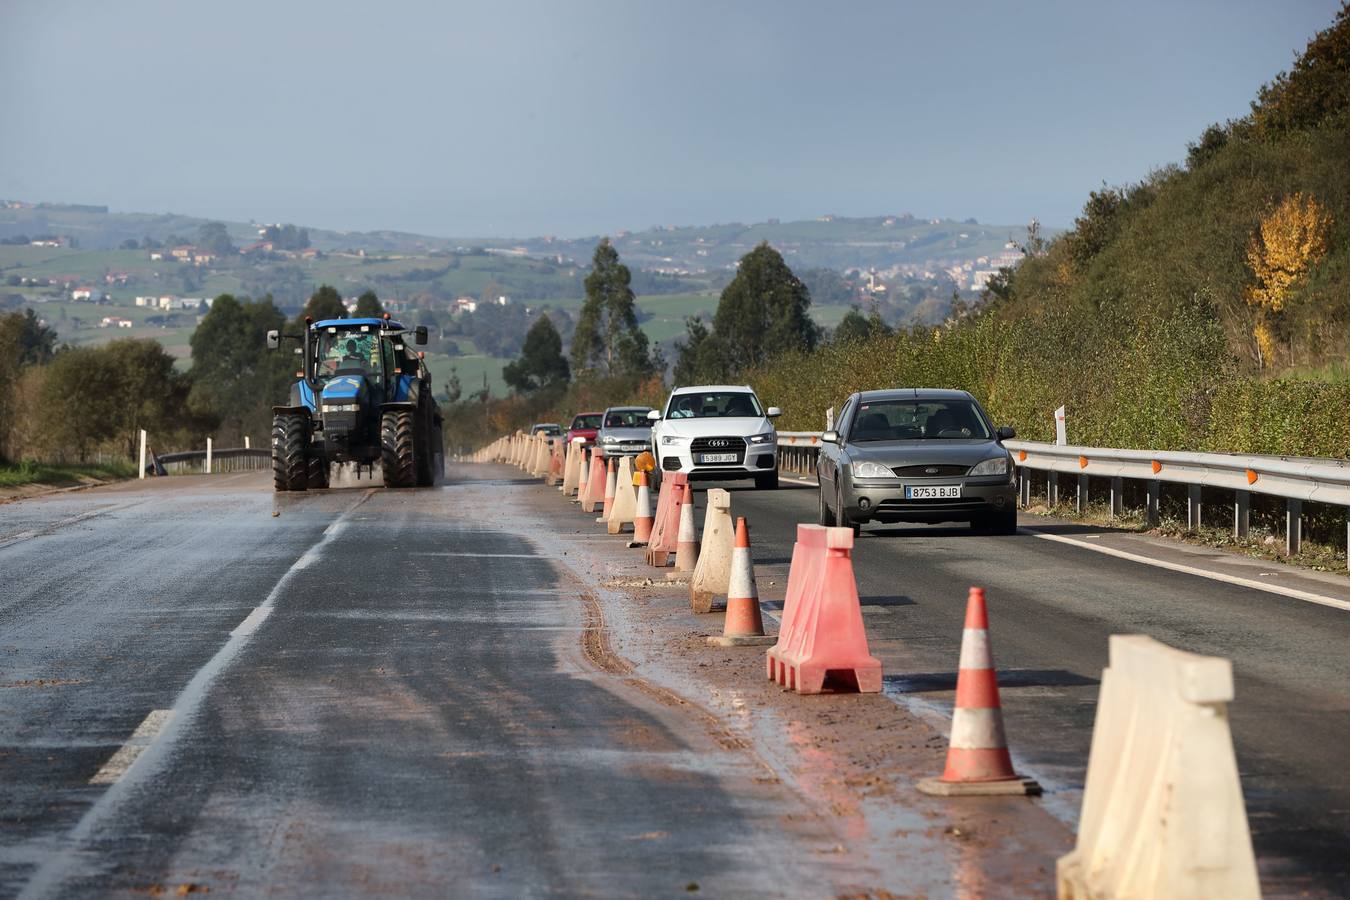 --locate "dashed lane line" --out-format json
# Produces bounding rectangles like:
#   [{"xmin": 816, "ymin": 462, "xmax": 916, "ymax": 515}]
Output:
[{"xmin": 19, "ymin": 488, "xmax": 375, "ymax": 900}]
